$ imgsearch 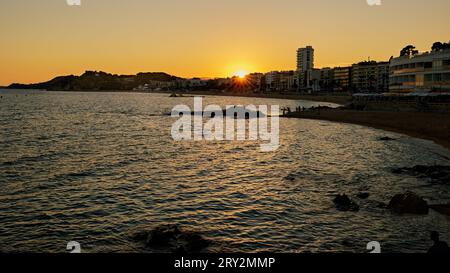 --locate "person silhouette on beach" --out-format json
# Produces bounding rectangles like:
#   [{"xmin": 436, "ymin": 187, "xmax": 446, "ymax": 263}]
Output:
[{"xmin": 428, "ymin": 231, "xmax": 450, "ymax": 254}]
